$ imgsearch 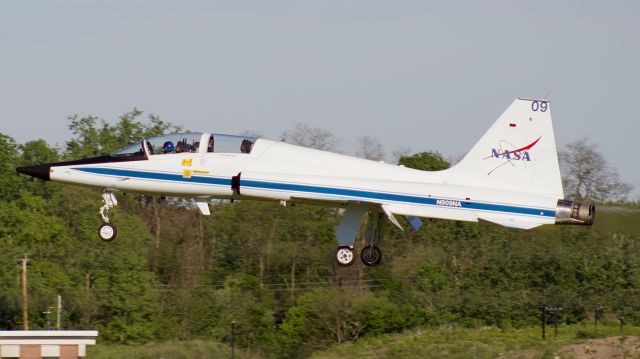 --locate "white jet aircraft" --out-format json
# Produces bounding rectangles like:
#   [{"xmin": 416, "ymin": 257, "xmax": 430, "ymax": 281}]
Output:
[{"xmin": 17, "ymin": 98, "xmax": 594, "ymax": 266}]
